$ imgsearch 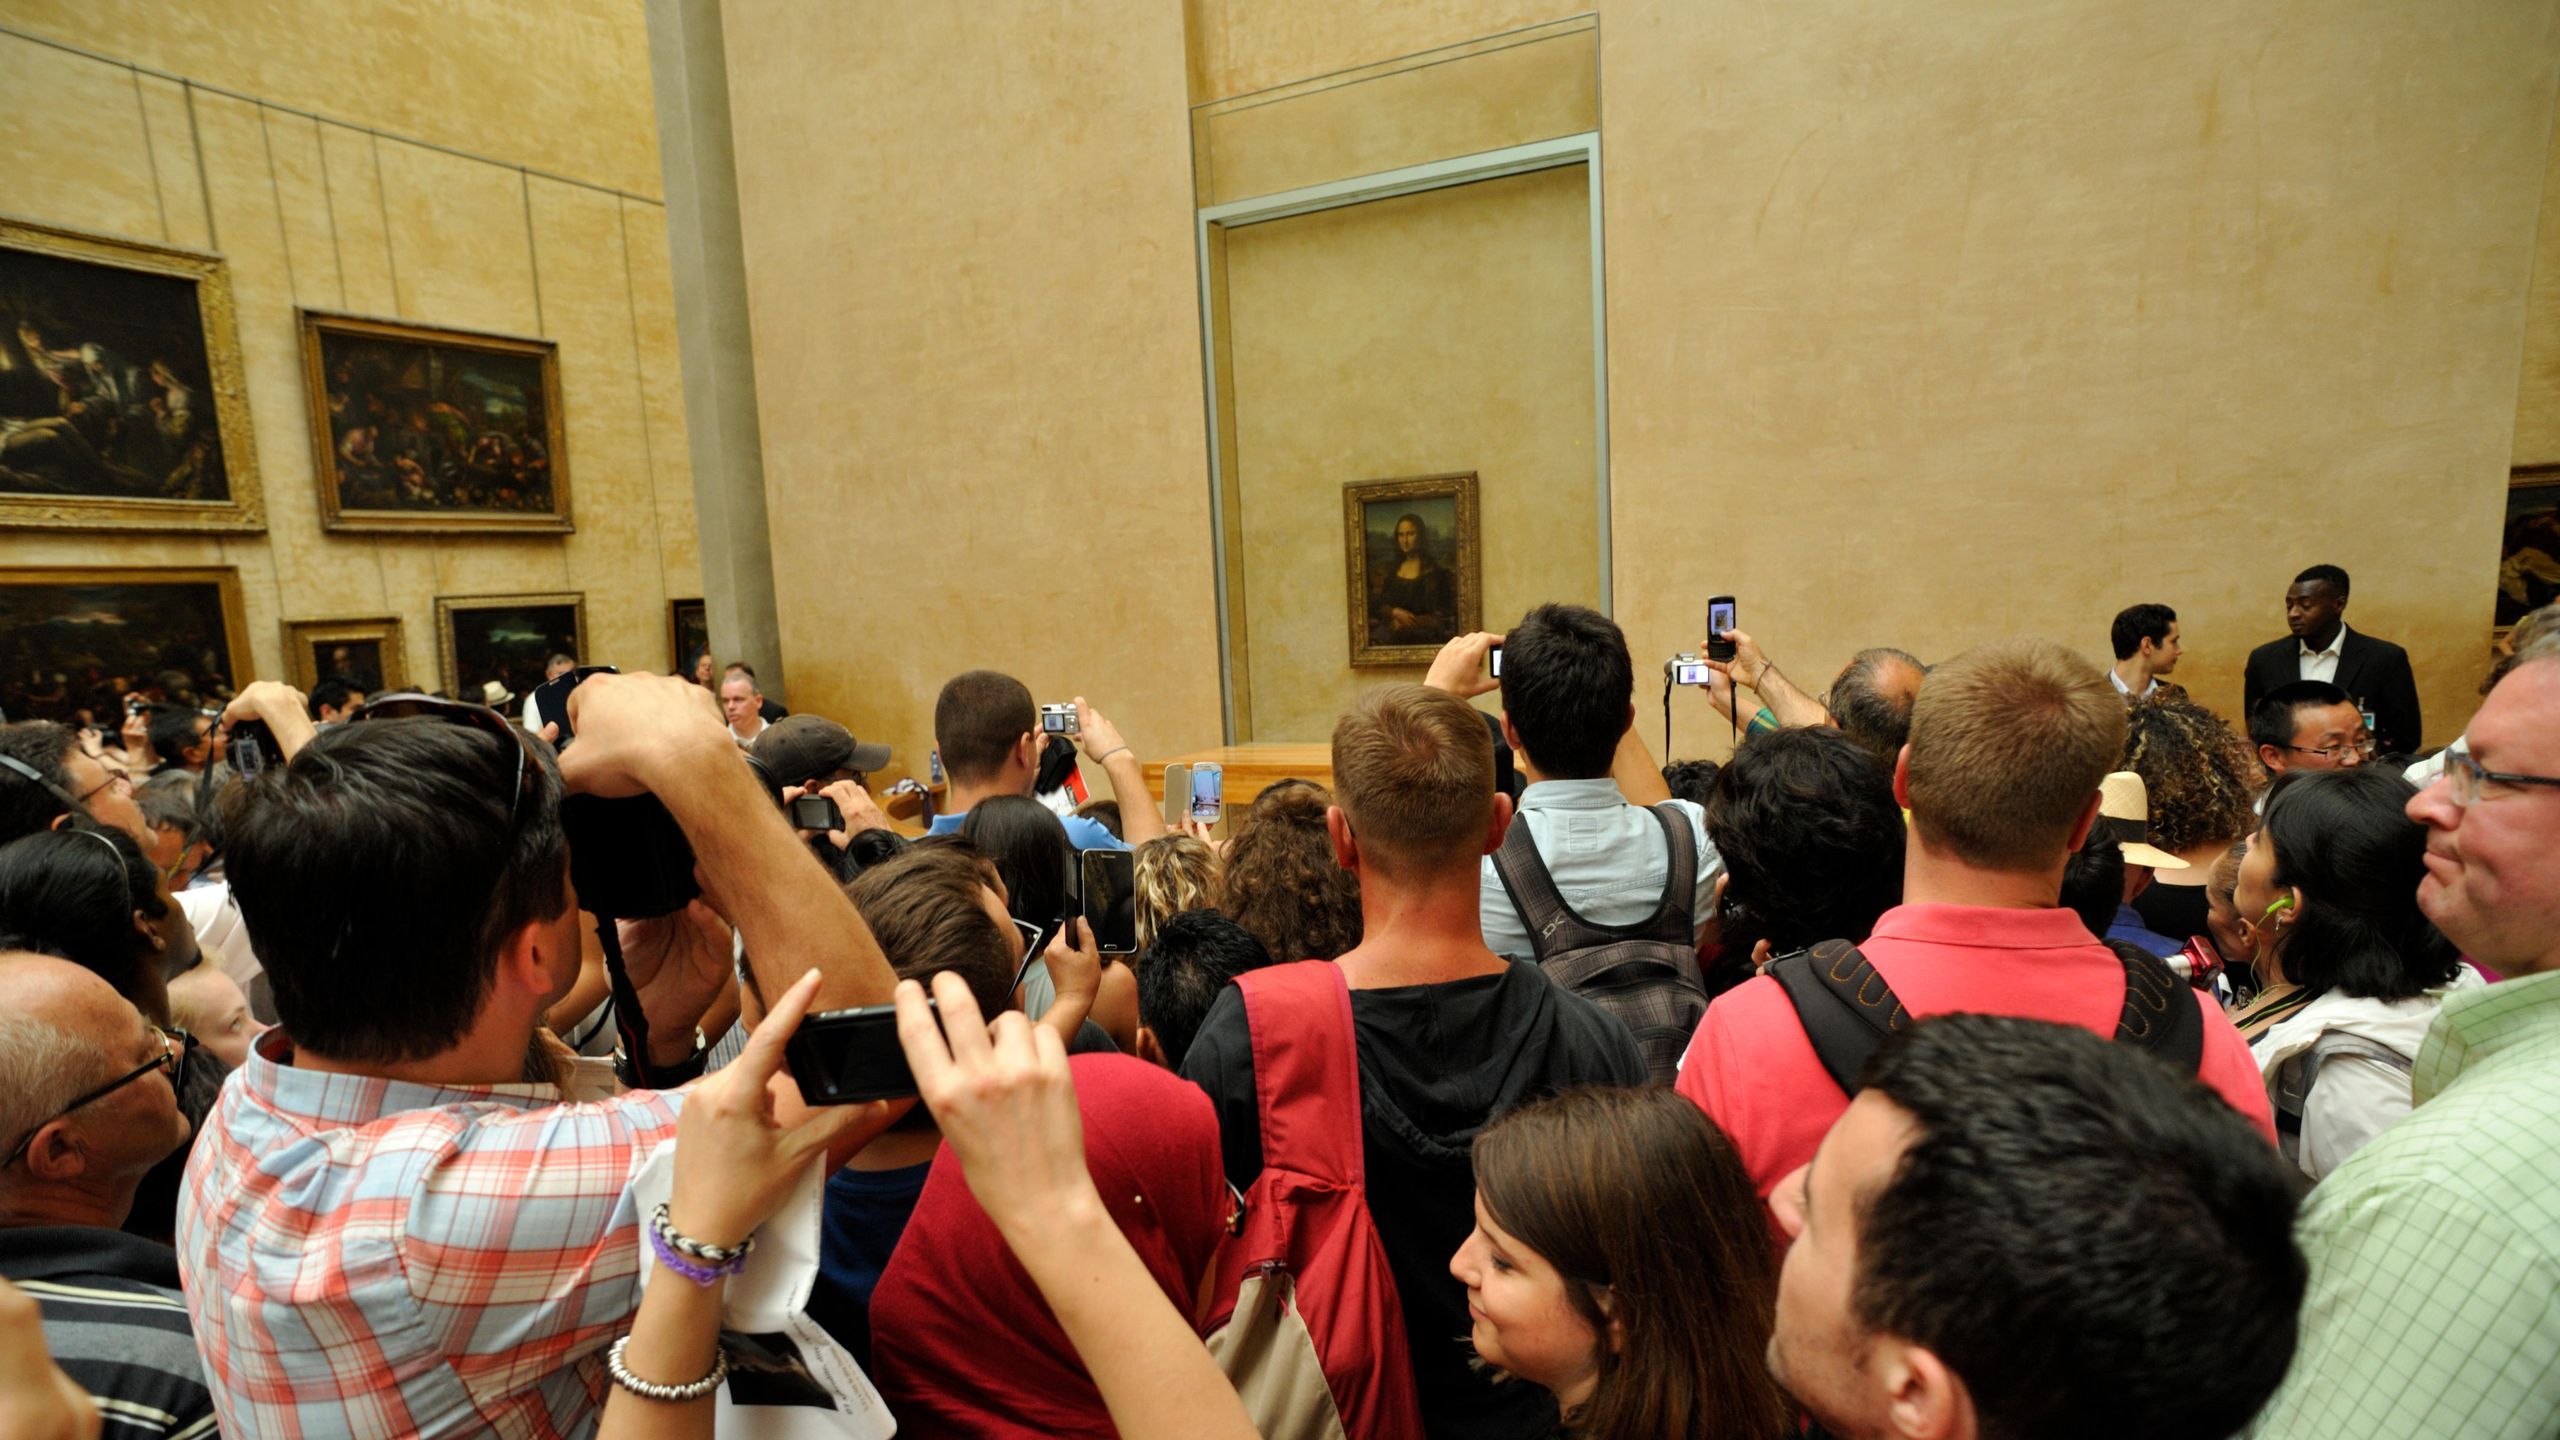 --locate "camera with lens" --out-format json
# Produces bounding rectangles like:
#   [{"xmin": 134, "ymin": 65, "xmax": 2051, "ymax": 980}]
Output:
[{"xmin": 1039, "ymin": 702, "xmax": 1080, "ymax": 737}]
